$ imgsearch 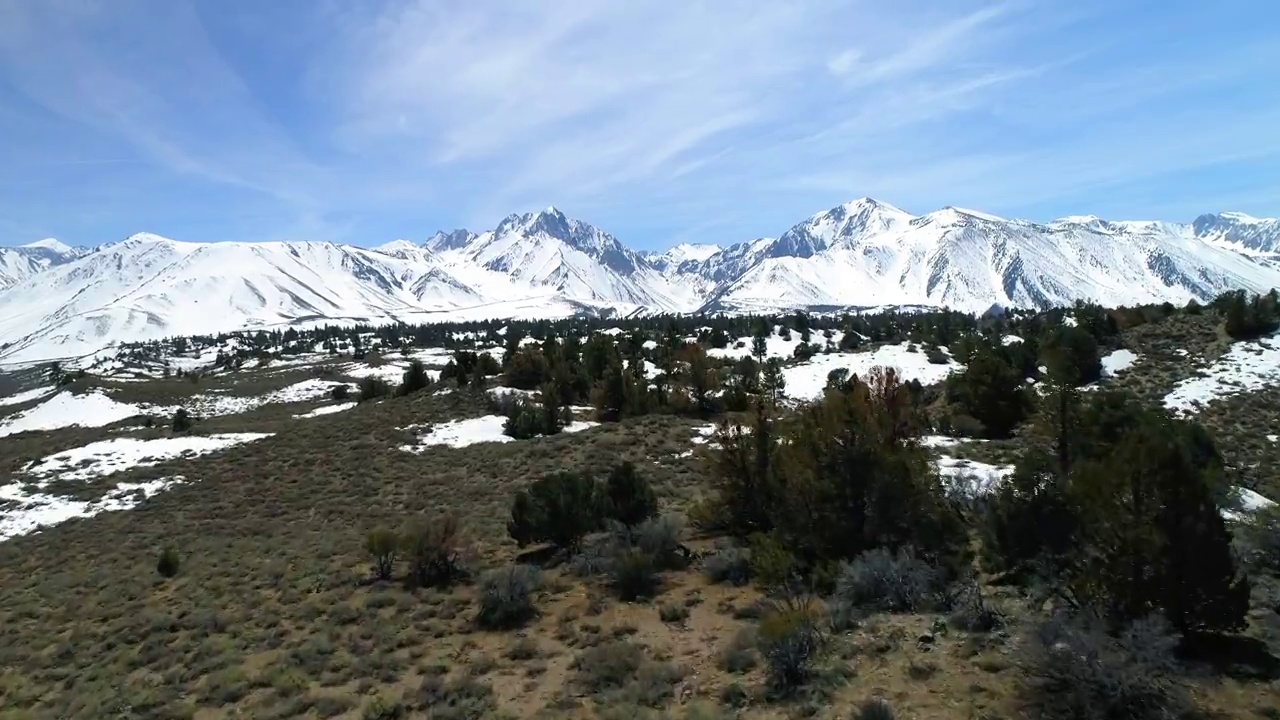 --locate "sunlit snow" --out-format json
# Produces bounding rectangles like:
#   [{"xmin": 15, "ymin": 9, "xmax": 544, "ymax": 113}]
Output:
[
  {"xmin": 1163, "ymin": 332, "xmax": 1280, "ymax": 414},
  {"xmin": 1, "ymin": 476, "xmax": 186, "ymax": 541},
  {"xmin": 294, "ymin": 402, "xmax": 357, "ymax": 419},
  {"xmin": 399, "ymin": 415, "xmax": 600, "ymax": 451},
  {"xmin": 20, "ymin": 433, "xmax": 272, "ymax": 482},
  {"xmin": 935, "ymin": 456, "xmax": 1015, "ymax": 496},
  {"xmin": 0, "ymin": 386, "xmax": 56, "ymax": 408},
  {"xmin": 783, "ymin": 345, "xmax": 961, "ymax": 402},
  {"xmin": 1100, "ymin": 349, "xmax": 1138, "ymax": 377},
  {"xmin": 0, "ymin": 390, "xmax": 147, "ymax": 437}
]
